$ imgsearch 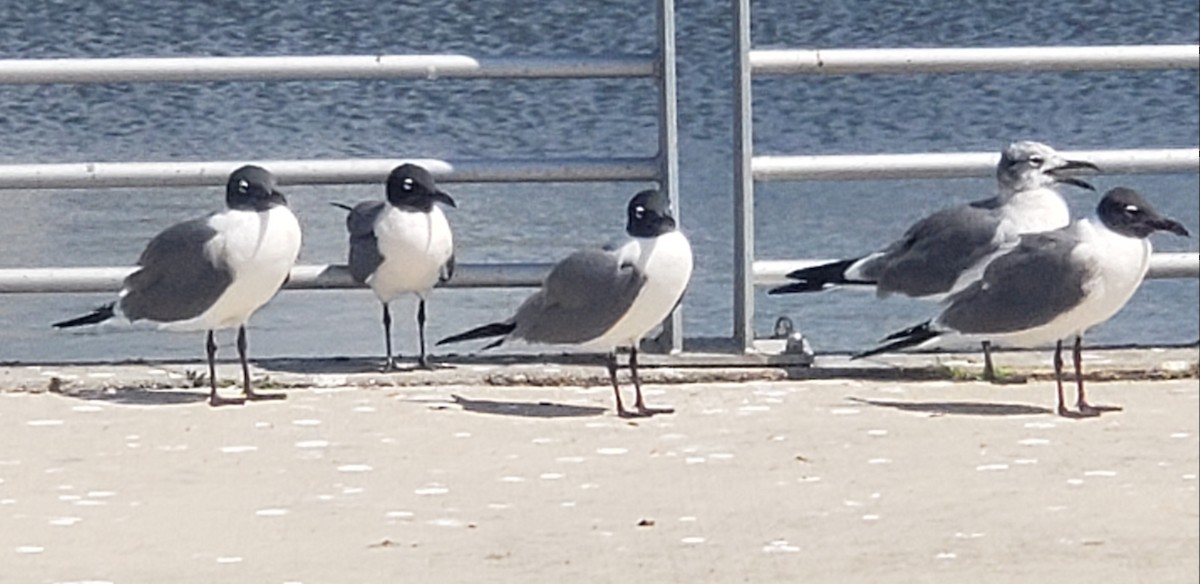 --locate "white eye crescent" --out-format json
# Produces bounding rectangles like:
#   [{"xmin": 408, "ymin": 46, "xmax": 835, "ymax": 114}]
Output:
[
  {"xmin": 403, "ymin": 177, "xmax": 415, "ymax": 190},
  {"xmin": 1124, "ymin": 204, "xmax": 1140, "ymax": 213},
  {"xmin": 238, "ymin": 179, "xmax": 250, "ymax": 193}
]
